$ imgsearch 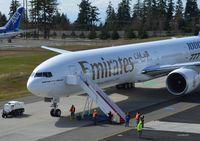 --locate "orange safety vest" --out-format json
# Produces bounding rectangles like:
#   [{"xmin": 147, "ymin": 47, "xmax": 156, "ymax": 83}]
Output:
[
  {"xmin": 93, "ymin": 112, "xmax": 97, "ymax": 118},
  {"xmin": 136, "ymin": 113, "xmax": 140, "ymax": 120}
]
